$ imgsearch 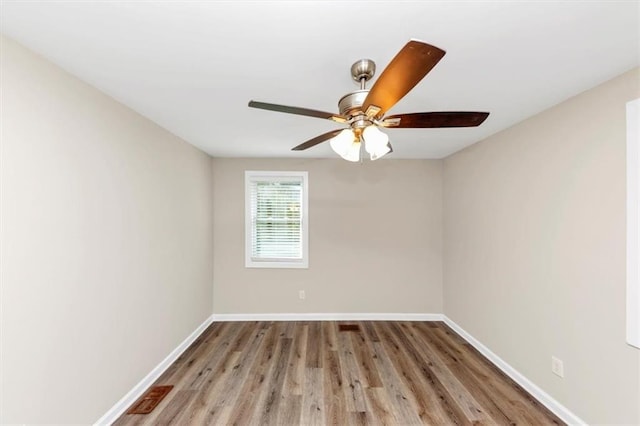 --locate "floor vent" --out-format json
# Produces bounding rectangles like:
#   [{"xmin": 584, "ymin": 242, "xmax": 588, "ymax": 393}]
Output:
[
  {"xmin": 127, "ymin": 385, "xmax": 173, "ymax": 415},
  {"xmin": 339, "ymin": 324, "xmax": 360, "ymax": 332}
]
